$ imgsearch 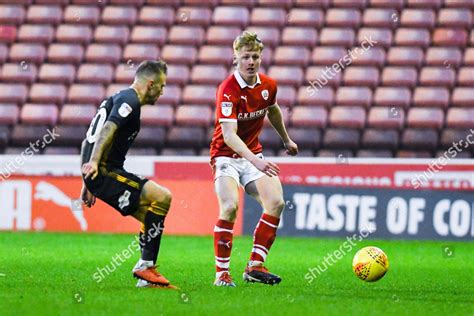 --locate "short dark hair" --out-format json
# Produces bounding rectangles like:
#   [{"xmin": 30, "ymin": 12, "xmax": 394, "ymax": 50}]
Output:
[{"xmin": 135, "ymin": 60, "xmax": 167, "ymax": 79}]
